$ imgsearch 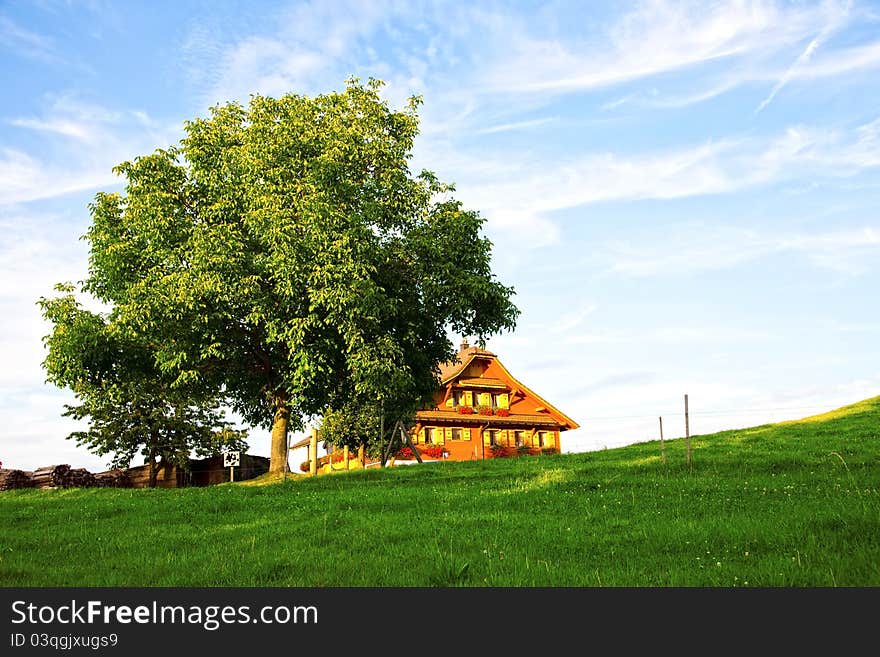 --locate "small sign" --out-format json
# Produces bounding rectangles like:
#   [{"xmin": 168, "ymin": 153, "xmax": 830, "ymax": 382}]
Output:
[{"xmin": 223, "ymin": 451, "xmax": 241, "ymax": 467}]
